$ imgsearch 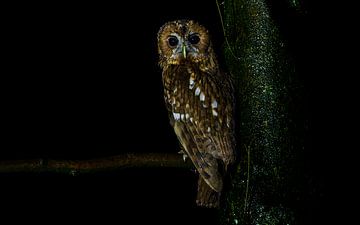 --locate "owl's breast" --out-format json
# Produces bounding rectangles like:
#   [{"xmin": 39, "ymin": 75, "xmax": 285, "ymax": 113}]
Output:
[{"xmin": 163, "ymin": 64, "xmax": 230, "ymax": 132}]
